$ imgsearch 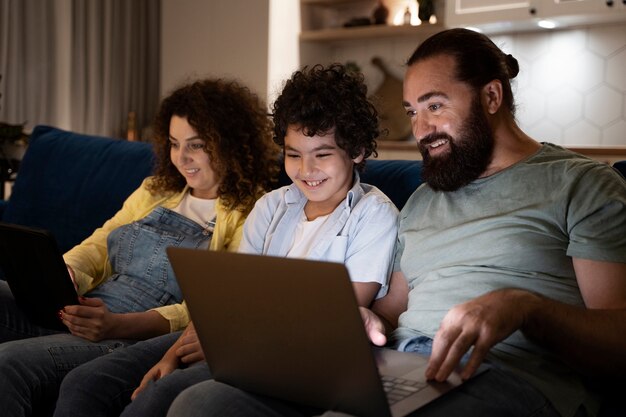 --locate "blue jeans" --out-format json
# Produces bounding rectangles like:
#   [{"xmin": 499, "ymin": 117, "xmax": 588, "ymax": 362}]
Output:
[
  {"xmin": 0, "ymin": 328, "xmax": 133, "ymax": 417},
  {"xmin": 166, "ymin": 337, "xmax": 561, "ymax": 417},
  {"xmin": 0, "ymin": 207, "xmax": 212, "ymax": 416},
  {"xmin": 53, "ymin": 331, "xmax": 212, "ymax": 417}
]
